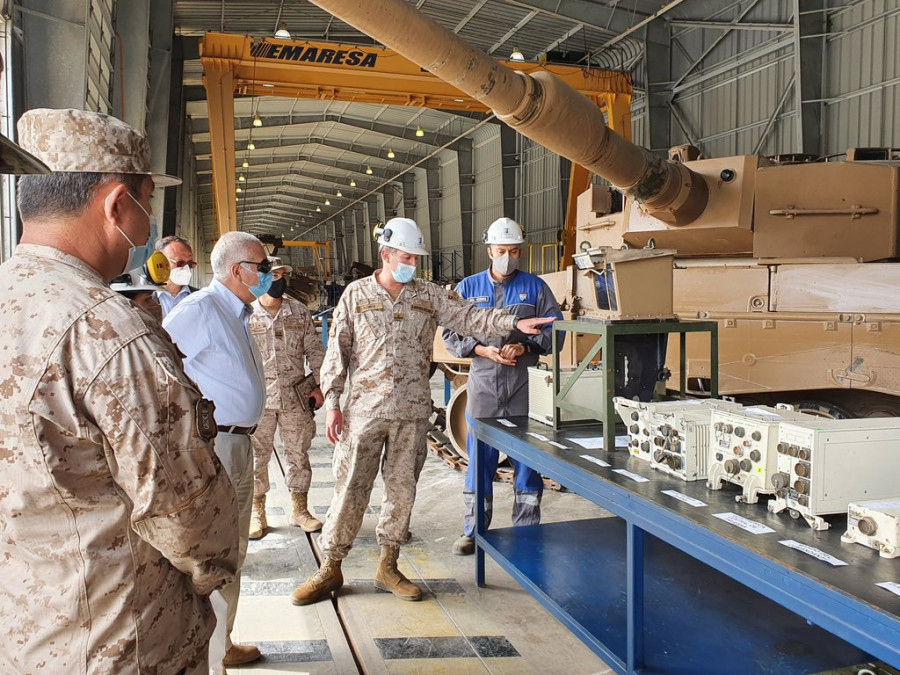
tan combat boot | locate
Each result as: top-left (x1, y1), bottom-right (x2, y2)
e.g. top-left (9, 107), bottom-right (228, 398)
top-left (249, 494), bottom-right (267, 540)
top-left (290, 558), bottom-right (343, 606)
top-left (289, 491), bottom-right (323, 532)
top-left (374, 544), bottom-right (422, 601)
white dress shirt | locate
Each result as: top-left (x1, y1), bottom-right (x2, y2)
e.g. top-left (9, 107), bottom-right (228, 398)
top-left (156, 286), bottom-right (192, 318)
top-left (163, 278), bottom-right (266, 427)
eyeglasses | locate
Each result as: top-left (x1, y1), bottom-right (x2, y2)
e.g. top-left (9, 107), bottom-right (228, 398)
top-left (167, 258), bottom-right (198, 269)
top-left (240, 259), bottom-right (272, 274)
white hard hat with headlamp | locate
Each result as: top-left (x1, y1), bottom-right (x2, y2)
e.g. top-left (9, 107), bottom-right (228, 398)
top-left (483, 217), bottom-right (525, 245)
top-left (373, 217), bottom-right (429, 256)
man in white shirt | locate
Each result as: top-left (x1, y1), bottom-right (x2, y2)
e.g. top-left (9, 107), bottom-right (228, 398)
top-left (155, 234), bottom-right (197, 317)
top-left (164, 231), bottom-right (272, 670)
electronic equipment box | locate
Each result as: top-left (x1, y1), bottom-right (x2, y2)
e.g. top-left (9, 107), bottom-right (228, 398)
top-left (707, 405), bottom-right (817, 504)
top-left (768, 418), bottom-right (900, 530)
top-left (842, 499), bottom-right (900, 558)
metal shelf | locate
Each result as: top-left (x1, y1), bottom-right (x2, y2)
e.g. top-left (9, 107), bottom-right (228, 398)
top-left (472, 416), bottom-right (900, 674)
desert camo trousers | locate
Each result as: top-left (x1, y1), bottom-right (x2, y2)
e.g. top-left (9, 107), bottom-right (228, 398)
top-left (318, 415), bottom-right (429, 560)
top-left (251, 408), bottom-right (316, 494)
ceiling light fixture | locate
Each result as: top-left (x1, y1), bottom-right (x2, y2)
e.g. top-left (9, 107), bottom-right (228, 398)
top-left (366, 166), bottom-right (373, 175)
top-left (325, 199), bottom-right (331, 206)
top-left (262, 83), bottom-right (275, 88)
top-left (336, 190), bottom-right (343, 197)
top-left (238, 174), bottom-right (246, 182)
top-left (387, 148), bottom-right (395, 159)
top-left (316, 206), bottom-right (321, 212)
top-left (252, 114), bottom-right (262, 127)
top-left (242, 159), bottom-right (249, 168)
top-left (236, 186), bottom-right (243, 193)
top-left (415, 126), bottom-right (424, 137)
top-left (510, 46), bottom-right (525, 61)
top-left (274, 22), bottom-right (291, 39)
top-left (349, 178), bottom-right (356, 187)
top-left (247, 141), bottom-right (256, 150)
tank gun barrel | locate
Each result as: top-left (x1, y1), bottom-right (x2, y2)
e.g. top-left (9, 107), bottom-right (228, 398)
top-left (307, 0), bottom-right (708, 224)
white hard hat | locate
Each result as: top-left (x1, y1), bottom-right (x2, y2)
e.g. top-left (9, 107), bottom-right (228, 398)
top-left (374, 217), bottom-right (429, 256)
top-left (483, 217), bottom-right (525, 245)
top-left (111, 268), bottom-right (159, 294)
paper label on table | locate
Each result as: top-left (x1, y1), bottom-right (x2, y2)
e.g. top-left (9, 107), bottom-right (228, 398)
top-left (661, 490), bottom-right (707, 507)
top-left (548, 441), bottom-right (568, 449)
top-left (613, 469), bottom-right (650, 483)
top-left (876, 581), bottom-right (900, 597)
top-left (497, 418), bottom-right (516, 427)
top-left (580, 454), bottom-right (610, 468)
top-left (570, 435), bottom-right (630, 450)
top-left (526, 432), bottom-right (550, 442)
top-left (712, 512), bottom-right (776, 535)
top-left (779, 540), bottom-right (848, 566)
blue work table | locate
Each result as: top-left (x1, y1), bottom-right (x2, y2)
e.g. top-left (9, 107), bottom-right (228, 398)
top-left (472, 417), bottom-right (900, 674)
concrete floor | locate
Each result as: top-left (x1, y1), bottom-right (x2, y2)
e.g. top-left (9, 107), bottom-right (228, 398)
top-left (230, 373), bottom-right (614, 674)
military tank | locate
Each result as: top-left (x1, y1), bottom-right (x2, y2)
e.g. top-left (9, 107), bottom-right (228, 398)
top-left (309, 0), bottom-right (900, 419)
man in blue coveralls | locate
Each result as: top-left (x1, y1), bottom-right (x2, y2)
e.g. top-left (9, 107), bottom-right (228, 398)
top-left (443, 217), bottom-right (563, 555)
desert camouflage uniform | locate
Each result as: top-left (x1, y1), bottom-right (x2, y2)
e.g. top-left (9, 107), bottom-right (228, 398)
top-left (249, 295), bottom-right (325, 494)
top-left (318, 274), bottom-right (517, 558)
top-left (0, 245), bottom-right (239, 674)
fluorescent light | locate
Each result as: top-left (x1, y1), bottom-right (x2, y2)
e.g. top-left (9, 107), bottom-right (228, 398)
top-left (510, 47), bottom-right (525, 61)
top-left (262, 83), bottom-right (275, 88)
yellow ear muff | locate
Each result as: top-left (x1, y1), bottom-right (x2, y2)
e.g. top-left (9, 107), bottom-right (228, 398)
top-left (144, 250), bottom-right (170, 285)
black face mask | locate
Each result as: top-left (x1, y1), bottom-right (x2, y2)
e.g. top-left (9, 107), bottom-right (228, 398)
top-left (267, 277), bottom-right (286, 298)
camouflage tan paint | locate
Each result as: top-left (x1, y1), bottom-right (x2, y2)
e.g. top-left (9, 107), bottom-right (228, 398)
top-left (0, 244), bottom-right (238, 673)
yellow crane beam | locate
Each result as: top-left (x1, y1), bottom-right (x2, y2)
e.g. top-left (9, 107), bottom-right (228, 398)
top-left (200, 32), bottom-right (632, 241)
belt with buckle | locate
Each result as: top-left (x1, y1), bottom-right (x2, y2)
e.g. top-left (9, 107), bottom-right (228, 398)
top-left (216, 424), bottom-right (258, 435)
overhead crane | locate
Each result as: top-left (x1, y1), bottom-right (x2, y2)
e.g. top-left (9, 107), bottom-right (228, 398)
top-left (201, 31), bottom-right (633, 266)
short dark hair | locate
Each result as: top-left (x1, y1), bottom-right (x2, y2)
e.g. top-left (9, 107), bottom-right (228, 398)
top-left (155, 235), bottom-right (191, 252)
top-left (17, 172), bottom-right (148, 222)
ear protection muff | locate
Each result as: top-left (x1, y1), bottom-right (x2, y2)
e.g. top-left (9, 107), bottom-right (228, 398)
top-left (143, 250), bottom-right (170, 285)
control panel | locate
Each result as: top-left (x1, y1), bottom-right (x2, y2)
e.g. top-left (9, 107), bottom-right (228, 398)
top-left (842, 499), bottom-right (900, 558)
top-left (707, 405), bottom-right (816, 504)
top-left (768, 418), bottom-right (900, 530)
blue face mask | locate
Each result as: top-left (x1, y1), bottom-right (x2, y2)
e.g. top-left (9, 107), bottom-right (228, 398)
top-left (242, 266), bottom-right (274, 297)
top-left (391, 261), bottom-right (416, 284)
top-left (117, 220), bottom-right (158, 276)
top-left (115, 193), bottom-right (157, 275)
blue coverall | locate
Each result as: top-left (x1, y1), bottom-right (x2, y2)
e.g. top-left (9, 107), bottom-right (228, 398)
top-left (442, 267), bottom-right (563, 536)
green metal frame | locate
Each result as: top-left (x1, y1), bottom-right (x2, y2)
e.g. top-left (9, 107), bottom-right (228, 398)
top-left (551, 319), bottom-right (719, 451)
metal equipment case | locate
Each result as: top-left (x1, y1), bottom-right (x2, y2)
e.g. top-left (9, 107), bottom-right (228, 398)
top-left (842, 499), bottom-right (900, 558)
top-left (707, 405), bottom-right (817, 504)
top-left (768, 418), bottom-right (900, 530)
top-left (528, 366), bottom-right (605, 425)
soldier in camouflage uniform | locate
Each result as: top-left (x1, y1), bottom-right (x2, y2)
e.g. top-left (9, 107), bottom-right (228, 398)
top-left (0, 108), bottom-right (238, 673)
top-left (248, 257), bottom-right (326, 538)
top-left (291, 218), bottom-right (555, 606)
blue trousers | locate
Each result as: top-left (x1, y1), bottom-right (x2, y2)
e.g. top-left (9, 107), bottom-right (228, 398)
top-left (462, 411), bottom-right (543, 537)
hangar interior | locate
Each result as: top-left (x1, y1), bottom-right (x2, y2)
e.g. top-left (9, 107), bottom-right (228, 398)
top-left (1, 0), bottom-right (899, 673)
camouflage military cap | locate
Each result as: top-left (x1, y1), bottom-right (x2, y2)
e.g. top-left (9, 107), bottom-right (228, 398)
top-left (16, 108), bottom-right (181, 186)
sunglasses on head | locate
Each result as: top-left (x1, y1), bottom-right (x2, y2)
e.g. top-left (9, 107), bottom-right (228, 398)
top-left (240, 259), bottom-right (272, 274)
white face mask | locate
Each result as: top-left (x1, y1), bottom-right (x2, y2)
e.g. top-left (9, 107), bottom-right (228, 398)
top-left (169, 265), bottom-right (193, 287)
top-left (491, 253), bottom-right (519, 277)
